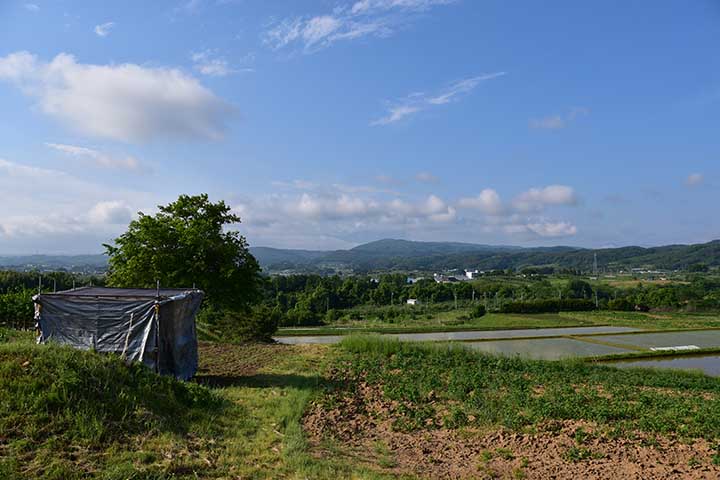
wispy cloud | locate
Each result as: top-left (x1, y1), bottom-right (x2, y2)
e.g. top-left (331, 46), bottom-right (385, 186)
top-left (263, 0), bottom-right (458, 53)
top-left (371, 72), bottom-right (506, 125)
top-left (45, 143), bottom-right (143, 172)
top-left (24, 3), bottom-right (40, 12)
top-left (685, 173), bottom-right (704, 187)
top-left (415, 171), bottom-right (439, 183)
top-left (530, 106), bottom-right (589, 130)
top-left (94, 22), bottom-right (115, 37)
top-left (190, 50), bottom-right (254, 76)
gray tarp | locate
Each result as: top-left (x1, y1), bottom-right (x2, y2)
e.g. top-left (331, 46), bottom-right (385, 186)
top-left (34, 287), bottom-right (203, 380)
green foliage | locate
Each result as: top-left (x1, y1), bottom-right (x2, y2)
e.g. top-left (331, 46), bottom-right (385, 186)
top-left (0, 288), bottom-right (34, 329)
top-left (257, 239), bottom-right (720, 272)
top-left (608, 297), bottom-right (635, 311)
top-left (564, 279), bottom-right (593, 299)
top-left (500, 299), bottom-right (595, 314)
top-left (197, 304), bottom-right (280, 341)
top-left (104, 194), bottom-right (261, 311)
top-left (470, 304), bottom-right (486, 318)
top-left (689, 263), bottom-right (710, 273)
top-left (336, 337), bottom-right (720, 438)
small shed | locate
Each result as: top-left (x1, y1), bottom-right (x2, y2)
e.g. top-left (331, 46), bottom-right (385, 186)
top-left (406, 298), bottom-right (420, 306)
top-left (33, 287), bottom-right (204, 380)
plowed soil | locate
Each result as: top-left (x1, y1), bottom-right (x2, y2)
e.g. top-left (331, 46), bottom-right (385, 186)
top-left (303, 379), bottom-right (720, 479)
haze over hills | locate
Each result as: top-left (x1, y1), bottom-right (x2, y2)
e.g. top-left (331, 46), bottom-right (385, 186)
top-left (0, 254), bottom-right (107, 272)
top-left (249, 238), bottom-right (720, 273)
top-left (2, 239), bottom-right (719, 273)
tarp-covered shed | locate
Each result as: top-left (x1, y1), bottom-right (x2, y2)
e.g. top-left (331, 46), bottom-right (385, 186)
top-left (34, 287), bottom-right (204, 380)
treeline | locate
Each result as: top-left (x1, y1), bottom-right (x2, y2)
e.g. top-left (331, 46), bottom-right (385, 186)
top-left (262, 273), bottom-right (720, 325)
top-left (0, 271), bottom-right (105, 329)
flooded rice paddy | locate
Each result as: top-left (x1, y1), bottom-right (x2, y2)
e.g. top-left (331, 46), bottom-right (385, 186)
top-left (601, 354), bottom-right (720, 377)
top-left (274, 326), bottom-right (640, 345)
top-left (275, 326), bottom-right (720, 375)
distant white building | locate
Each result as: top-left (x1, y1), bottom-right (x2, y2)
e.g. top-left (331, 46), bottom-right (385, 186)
top-left (465, 269), bottom-right (479, 279)
top-left (406, 298), bottom-right (420, 306)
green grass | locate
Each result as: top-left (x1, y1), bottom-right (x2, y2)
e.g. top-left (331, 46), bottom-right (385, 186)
top-left (561, 310), bottom-right (720, 330)
top-left (333, 336), bottom-right (720, 439)
top-left (0, 341), bottom-right (223, 479)
top-left (0, 327), bottom-right (34, 344)
top-left (278, 312), bottom-right (598, 336)
top-left (279, 310), bottom-right (720, 336)
top-left (0, 334), bottom-right (397, 479)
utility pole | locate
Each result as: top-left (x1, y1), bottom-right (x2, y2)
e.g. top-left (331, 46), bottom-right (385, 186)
top-left (593, 252), bottom-right (598, 277)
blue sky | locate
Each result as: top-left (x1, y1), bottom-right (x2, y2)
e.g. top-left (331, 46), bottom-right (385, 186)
top-left (1, 0), bottom-right (719, 254)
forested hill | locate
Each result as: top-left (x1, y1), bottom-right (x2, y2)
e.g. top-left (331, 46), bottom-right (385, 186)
top-left (0, 254), bottom-right (107, 272)
top-left (250, 239), bottom-right (720, 272)
top-left (2, 239), bottom-right (718, 274)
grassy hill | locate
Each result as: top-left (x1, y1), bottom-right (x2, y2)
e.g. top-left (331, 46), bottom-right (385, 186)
top-left (0, 330), bottom-right (222, 479)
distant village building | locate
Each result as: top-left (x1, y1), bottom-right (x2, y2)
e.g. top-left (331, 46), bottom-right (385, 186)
top-left (465, 269), bottom-right (479, 279)
top-left (433, 273), bottom-right (464, 283)
top-left (406, 298), bottom-right (420, 305)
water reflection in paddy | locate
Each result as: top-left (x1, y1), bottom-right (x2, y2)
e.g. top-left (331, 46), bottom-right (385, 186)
top-left (274, 326), bottom-right (640, 345)
top-left (464, 337), bottom-right (634, 360)
top-left (602, 355), bottom-right (720, 377)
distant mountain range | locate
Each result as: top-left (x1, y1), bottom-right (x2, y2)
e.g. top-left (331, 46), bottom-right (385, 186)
top-left (0, 254), bottom-right (107, 272)
top-left (2, 238), bottom-right (718, 274)
top-left (250, 238), bottom-right (720, 272)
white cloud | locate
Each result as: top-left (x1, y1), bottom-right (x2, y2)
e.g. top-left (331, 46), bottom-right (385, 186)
top-left (45, 143), bottom-right (141, 171)
top-left (685, 173), bottom-right (704, 187)
top-left (458, 189), bottom-right (504, 215)
top-left (0, 51), bottom-right (234, 142)
top-left (0, 158), bottom-right (154, 252)
top-left (372, 73), bottom-right (506, 125)
top-left (88, 201), bottom-right (133, 224)
top-left (24, 3), bottom-right (40, 12)
top-left (264, 0), bottom-right (457, 52)
top-left (530, 107), bottom-right (589, 130)
top-left (94, 22), bottom-right (115, 37)
top-left (525, 221), bottom-right (577, 237)
top-left (513, 185), bottom-right (577, 212)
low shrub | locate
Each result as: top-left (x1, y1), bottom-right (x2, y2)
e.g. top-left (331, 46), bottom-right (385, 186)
top-left (470, 304), bottom-right (487, 318)
top-left (499, 299), bottom-right (595, 314)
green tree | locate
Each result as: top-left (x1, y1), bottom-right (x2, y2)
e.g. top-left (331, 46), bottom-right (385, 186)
top-left (565, 279), bottom-right (593, 299)
top-left (104, 194), bottom-right (261, 310)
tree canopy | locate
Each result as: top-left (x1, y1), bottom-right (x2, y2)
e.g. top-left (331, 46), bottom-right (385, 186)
top-left (104, 194), bottom-right (261, 310)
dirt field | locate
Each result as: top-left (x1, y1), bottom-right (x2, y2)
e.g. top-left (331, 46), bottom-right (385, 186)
top-left (303, 378), bottom-right (720, 479)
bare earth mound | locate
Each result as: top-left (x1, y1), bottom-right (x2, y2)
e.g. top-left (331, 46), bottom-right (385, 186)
top-left (303, 380), bottom-right (720, 479)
